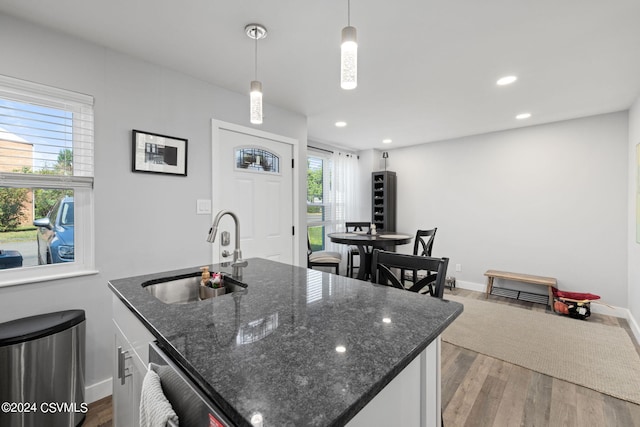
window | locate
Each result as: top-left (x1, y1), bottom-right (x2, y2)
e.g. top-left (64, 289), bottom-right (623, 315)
top-left (235, 147), bottom-right (280, 173)
top-left (0, 74), bottom-right (95, 285)
top-left (307, 148), bottom-right (361, 256)
top-left (307, 151), bottom-right (332, 251)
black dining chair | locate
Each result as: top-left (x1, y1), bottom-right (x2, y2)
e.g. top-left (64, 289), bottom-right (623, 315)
top-left (371, 249), bottom-right (449, 298)
top-left (345, 221), bottom-right (370, 278)
top-left (400, 228), bottom-right (437, 287)
top-left (307, 236), bottom-right (342, 275)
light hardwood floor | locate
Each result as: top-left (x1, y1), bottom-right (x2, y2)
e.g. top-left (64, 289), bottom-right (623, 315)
top-left (83, 395), bottom-right (112, 427)
top-left (441, 288), bottom-right (640, 427)
top-left (82, 288), bottom-right (640, 427)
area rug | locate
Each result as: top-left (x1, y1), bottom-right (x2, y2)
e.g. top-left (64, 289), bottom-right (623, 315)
top-left (442, 294), bottom-right (640, 405)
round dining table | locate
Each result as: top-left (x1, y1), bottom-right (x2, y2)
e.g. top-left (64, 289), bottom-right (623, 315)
top-left (328, 231), bottom-right (413, 280)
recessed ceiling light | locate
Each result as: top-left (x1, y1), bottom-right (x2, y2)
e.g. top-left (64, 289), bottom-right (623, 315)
top-left (382, 317), bottom-right (391, 323)
top-left (336, 345), bottom-right (346, 353)
top-left (335, 121), bottom-right (347, 128)
top-left (382, 139), bottom-right (392, 144)
top-left (516, 113), bottom-right (532, 120)
top-left (496, 75), bottom-right (518, 86)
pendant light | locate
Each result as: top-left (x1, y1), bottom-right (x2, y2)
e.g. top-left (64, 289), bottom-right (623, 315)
top-left (246, 24), bottom-right (267, 124)
top-left (341, 0), bottom-right (357, 90)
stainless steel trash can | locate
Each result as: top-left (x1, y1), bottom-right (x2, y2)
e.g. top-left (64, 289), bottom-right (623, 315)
top-left (0, 310), bottom-right (86, 427)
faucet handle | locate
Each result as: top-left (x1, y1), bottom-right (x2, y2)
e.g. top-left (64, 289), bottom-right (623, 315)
top-left (232, 258), bottom-right (248, 268)
top-left (231, 258), bottom-right (248, 280)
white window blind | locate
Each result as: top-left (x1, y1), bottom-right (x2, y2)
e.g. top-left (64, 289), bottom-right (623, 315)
top-left (0, 74), bottom-right (94, 181)
top-left (0, 74), bottom-right (96, 286)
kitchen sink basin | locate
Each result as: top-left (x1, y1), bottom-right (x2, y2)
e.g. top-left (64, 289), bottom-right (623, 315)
top-left (143, 272), bottom-right (246, 304)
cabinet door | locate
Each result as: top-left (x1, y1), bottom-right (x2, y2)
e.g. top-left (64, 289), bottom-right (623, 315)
top-left (113, 327), bottom-right (134, 427)
top-left (112, 296), bottom-right (155, 427)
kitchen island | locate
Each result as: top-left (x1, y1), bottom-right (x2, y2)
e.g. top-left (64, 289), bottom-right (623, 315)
top-left (108, 258), bottom-right (463, 426)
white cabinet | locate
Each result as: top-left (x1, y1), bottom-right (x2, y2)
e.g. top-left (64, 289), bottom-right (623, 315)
top-left (112, 295), bottom-right (154, 427)
top-left (347, 337), bottom-right (441, 427)
top-left (113, 324), bottom-right (135, 427)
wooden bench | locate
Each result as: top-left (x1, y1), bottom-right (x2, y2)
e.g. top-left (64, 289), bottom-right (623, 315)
top-left (485, 270), bottom-right (557, 308)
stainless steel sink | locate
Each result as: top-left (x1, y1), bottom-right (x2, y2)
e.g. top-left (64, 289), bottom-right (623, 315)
top-left (143, 272), bottom-right (246, 304)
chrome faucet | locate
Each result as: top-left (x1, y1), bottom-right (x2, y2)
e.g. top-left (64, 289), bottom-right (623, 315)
top-left (208, 210), bottom-right (248, 278)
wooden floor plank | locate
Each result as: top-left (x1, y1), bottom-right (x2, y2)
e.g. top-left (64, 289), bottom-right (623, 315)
top-left (491, 364), bottom-right (532, 427)
top-left (549, 377), bottom-right (577, 427)
top-left (441, 345), bottom-right (477, 409)
top-left (522, 372), bottom-right (553, 427)
top-left (602, 394), bottom-right (639, 427)
top-left (463, 375), bottom-right (505, 427)
top-left (575, 385), bottom-right (607, 427)
top-left (83, 395), bottom-right (113, 427)
top-left (443, 353), bottom-right (494, 426)
top-left (440, 339), bottom-right (460, 374)
top-left (464, 359), bottom-right (509, 427)
top-left (627, 400), bottom-right (640, 426)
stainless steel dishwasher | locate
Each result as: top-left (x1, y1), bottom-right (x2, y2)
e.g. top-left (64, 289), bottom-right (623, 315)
top-left (147, 342), bottom-right (233, 427)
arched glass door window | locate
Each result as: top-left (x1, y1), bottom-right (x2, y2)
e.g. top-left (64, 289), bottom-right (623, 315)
top-left (235, 147), bottom-right (280, 173)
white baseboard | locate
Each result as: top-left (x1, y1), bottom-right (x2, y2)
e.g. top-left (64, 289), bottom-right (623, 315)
top-left (628, 311), bottom-right (640, 345)
top-left (453, 280), bottom-right (486, 293)
top-left (85, 377), bottom-right (112, 404)
top-left (453, 280), bottom-right (631, 320)
top-left (589, 302), bottom-right (626, 318)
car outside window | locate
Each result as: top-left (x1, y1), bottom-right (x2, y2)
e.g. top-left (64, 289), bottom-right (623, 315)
top-left (33, 196), bottom-right (75, 265)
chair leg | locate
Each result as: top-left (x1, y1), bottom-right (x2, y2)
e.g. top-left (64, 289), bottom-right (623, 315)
top-left (334, 263), bottom-right (340, 275)
top-left (347, 253), bottom-right (351, 277)
top-left (350, 254), bottom-right (359, 278)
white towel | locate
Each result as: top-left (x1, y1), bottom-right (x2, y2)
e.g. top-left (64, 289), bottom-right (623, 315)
top-left (140, 364), bottom-right (179, 427)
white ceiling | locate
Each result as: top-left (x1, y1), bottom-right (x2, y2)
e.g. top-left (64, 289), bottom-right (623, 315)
top-left (2, 0), bottom-right (639, 151)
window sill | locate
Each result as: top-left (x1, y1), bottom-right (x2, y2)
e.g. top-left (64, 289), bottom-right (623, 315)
top-left (0, 269), bottom-right (100, 289)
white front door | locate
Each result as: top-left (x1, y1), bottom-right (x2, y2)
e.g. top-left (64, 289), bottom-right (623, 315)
top-left (212, 121), bottom-right (296, 264)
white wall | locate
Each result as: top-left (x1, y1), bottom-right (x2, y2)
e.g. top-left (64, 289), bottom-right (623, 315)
top-left (357, 149), bottom-right (377, 222)
top-left (628, 97), bottom-right (640, 339)
top-left (380, 112), bottom-right (629, 308)
top-left (0, 13), bottom-right (307, 401)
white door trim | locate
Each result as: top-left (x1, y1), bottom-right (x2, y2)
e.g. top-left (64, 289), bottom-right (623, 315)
top-left (211, 119), bottom-right (300, 266)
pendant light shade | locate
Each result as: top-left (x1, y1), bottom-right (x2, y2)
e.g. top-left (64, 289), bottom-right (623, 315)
top-left (250, 80), bottom-right (263, 125)
top-left (246, 24), bottom-right (267, 125)
top-left (341, 26), bottom-right (357, 90)
top-left (340, 0), bottom-right (357, 90)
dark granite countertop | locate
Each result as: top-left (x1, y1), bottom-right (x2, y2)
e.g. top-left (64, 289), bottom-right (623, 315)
top-left (108, 258), bottom-right (463, 427)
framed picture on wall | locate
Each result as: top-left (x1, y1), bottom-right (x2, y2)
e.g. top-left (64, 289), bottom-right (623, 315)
top-left (132, 130), bottom-right (188, 176)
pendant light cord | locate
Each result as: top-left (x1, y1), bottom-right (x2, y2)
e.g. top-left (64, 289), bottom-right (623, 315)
top-left (254, 26), bottom-right (258, 81)
top-left (347, 0), bottom-right (351, 26)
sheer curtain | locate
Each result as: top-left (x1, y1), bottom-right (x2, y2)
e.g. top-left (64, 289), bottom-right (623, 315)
top-left (326, 152), bottom-right (360, 262)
